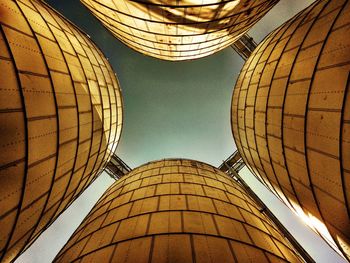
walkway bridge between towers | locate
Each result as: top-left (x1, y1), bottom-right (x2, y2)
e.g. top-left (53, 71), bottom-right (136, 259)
top-left (105, 154), bottom-right (131, 180)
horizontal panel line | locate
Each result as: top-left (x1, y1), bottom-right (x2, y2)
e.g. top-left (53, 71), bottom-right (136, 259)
top-left (18, 70), bottom-right (49, 78)
top-left (318, 60), bottom-right (350, 71)
top-left (1, 23), bottom-right (34, 38)
top-left (284, 145), bottom-right (305, 155)
top-left (58, 105), bottom-right (76, 110)
top-left (284, 113), bottom-right (304, 118)
top-left (0, 55), bottom-right (12, 61)
top-left (307, 146), bottom-right (339, 160)
top-left (0, 205), bottom-right (18, 221)
top-left (28, 153), bottom-right (56, 169)
top-left (0, 158), bottom-right (25, 171)
top-left (289, 77), bottom-right (311, 84)
top-left (0, 108), bottom-right (23, 113)
top-left (308, 107), bottom-right (341, 112)
top-left (28, 114), bottom-right (56, 122)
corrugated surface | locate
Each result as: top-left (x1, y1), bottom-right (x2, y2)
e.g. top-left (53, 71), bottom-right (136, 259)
top-left (0, 0), bottom-right (123, 261)
top-left (231, 0), bottom-right (350, 259)
top-left (80, 0), bottom-right (278, 61)
top-left (54, 159), bottom-right (301, 263)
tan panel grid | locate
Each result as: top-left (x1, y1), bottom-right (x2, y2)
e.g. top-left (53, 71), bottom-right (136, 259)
top-left (0, 0), bottom-right (123, 261)
top-left (231, 0), bottom-right (350, 259)
top-left (80, 0), bottom-right (279, 61)
top-left (54, 159), bottom-right (301, 263)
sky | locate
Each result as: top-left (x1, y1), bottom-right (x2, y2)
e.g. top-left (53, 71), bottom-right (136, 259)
top-left (16, 0), bottom-right (346, 262)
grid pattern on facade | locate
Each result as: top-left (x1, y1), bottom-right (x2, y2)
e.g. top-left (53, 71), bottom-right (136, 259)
top-left (54, 159), bottom-right (301, 263)
top-left (80, 0), bottom-right (278, 61)
top-left (231, 0), bottom-right (350, 259)
top-left (0, 0), bottom-right (123, 261)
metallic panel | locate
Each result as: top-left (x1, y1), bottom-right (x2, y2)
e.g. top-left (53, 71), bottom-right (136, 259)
top-left (54, 159), bottom-right (302, 262)
top-left (80, 0), bottom-right (279, 61)
top-left (0, 0), bottom-right (123, 261)
top-left (231, 0), bottom-right (350, 259)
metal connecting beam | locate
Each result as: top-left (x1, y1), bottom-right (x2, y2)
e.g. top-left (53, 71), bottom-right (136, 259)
top-left (231, 33), bottom-right (257, 60)
top-left (220, 155), bottom-right (315, 263)
top-left (218, 150), bottom-right (244, 173)
top-left (105, 154), bottom-right (131, 180)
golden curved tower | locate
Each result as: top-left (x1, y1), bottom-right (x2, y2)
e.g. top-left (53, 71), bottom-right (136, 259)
top-left (54, 159), bottom-right (302, 263)
top-left (231, 0), bottom-right (350, 259)
top-left (80, 0), bottom-right (279, 61)
top-left (0, 0), bottom-right (123, 261)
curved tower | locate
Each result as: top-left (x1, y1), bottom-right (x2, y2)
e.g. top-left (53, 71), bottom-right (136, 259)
top-left (80, 0), bottom-right (279, 61)
top-left (0, 0), bottom-right (123, 261)
top-left (54, 159), bottom-right (302, 263)
top-left (231, 0), bottom-right (350, 259)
